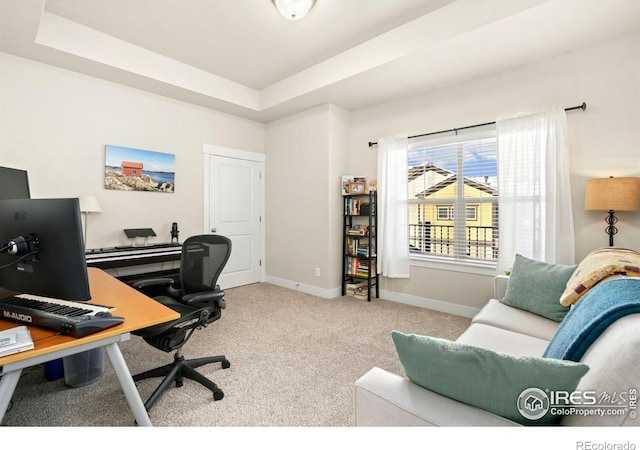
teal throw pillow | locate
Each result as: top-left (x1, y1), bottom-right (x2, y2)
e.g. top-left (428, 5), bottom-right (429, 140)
top-left (391, 331), bottom-right (589, 425)
top-left (500, 254), bottom-right (576, 322)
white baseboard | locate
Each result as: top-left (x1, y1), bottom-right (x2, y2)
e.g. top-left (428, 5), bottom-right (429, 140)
top-left (265, 276), bottom-right (341, 299)
top-left (264, 276), bottom-right (479, 318)
top-left (379, 289), bottom-right (479, 319)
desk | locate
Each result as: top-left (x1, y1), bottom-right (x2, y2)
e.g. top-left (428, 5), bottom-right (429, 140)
top-left (0, 268), bottom-right (179, 426)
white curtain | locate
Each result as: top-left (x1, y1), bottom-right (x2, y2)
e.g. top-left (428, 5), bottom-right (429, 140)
top-left (497, 107), bottom-right (575, 273)
top-left (376, 135), bottom-right (410, 278)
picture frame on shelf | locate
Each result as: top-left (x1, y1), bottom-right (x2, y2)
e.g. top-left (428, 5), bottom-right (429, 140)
top-left (341, 175), bottom-right (366, 195)
top-left (348, 181), bottom-right (366, 195)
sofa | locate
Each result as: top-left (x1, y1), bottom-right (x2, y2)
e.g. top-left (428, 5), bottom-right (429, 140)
top-left (355, 248), bottom-right (640, 426)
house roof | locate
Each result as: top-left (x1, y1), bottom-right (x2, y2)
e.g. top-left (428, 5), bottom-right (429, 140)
top-left (408, 163), bottom-right (454, 182)
top-left (121, 161), bottom-right (143, 169)
top-left (415, 174), bottom-right (497, 198)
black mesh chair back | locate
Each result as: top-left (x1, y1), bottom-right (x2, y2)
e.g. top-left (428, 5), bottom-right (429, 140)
top-left (181, 235), bottom-right (232, 298)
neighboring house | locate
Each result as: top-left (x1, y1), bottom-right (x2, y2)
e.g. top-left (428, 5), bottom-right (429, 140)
top-left (121, 161), bottom-right (143, 177)
top-left (409, 164), bottom-right (497, 261)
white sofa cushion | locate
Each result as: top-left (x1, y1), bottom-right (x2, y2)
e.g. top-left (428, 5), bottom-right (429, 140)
top-left (456, 323), bottom-right (550, 357)
top-left (473, 299), bottom-right (559, 341)
top-left (355, 367), bottom-right (520, 426)
top-left (561, 313), bottom-right (640, 426)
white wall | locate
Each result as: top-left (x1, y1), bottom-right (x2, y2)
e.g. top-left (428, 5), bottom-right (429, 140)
top-left (327, 105), bottom-right (351, 293)
top-left (348, 32), bottom-right (640, 312)
top-left (0, 52), bottom-right (265, 250)
top-left (264, 104), bottom-right (350, 296)
top-left (265, 105), bottom-right (330, 291)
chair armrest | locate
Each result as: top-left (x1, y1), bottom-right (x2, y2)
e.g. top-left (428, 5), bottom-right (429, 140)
top-left (130, 277), bottom-right (174, 290)
top-left (355, 367), bottom-right (520, 427)
top-left (182, 290), bottom-right (226, 308)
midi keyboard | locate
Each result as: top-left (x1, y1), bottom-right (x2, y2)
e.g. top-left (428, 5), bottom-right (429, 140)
top-left (0, 294), bottom-right (124, 338)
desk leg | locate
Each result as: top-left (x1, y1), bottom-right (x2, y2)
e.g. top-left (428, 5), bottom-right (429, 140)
top-left (0, 368), bottom-right (22, 424)
top-left (104, 342), bottom-right (152, 427)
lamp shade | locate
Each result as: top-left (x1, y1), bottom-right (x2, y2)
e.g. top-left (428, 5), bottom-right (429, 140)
top-left (78, 196), bottom-right (102, 213)
top-left (585, 177), bottom-right (640, 212)
top-left (272, 0), bottom-right (315, 20)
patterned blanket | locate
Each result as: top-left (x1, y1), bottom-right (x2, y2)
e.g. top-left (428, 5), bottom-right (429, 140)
top-left (559, 247), bottom-right (640, 306)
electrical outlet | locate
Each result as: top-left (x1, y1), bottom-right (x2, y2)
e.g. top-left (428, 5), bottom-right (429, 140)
top-left (315, 267), bottom-right (321, 277)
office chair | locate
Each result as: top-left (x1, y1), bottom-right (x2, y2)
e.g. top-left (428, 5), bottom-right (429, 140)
top-left (129, 234), bottom-right (232, 413)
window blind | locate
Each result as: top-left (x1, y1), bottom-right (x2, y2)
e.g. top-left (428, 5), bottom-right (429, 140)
top-left (407, 128), bottom-right (498, 264)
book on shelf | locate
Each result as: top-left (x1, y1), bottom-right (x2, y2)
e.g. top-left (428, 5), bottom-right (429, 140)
top-left (346, 257), bottom-right (376, 278)
top-left (344, 198), bottom-right (371, 216)
top-left (345, 281), bottom-right (367, 297)
top-left (353, 284), bottom-right (370, 300)
top-left (346, 282), bottom-right (372, 300)
top-left (359, 202), bottom-right (373, 216)
top-left (346, 239), bottom-right (371, 257)
top-left (347, 226), bottom-right (368, 235)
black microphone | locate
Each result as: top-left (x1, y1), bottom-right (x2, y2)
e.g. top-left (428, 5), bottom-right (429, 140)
top-left (171, 222), bottom-right (179, 243)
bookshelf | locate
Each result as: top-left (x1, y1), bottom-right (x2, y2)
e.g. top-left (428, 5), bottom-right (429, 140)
top-left (342, 191), bottom-right (378, 301)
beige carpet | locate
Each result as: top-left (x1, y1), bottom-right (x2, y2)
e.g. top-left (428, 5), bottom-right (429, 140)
top-left (2, 282), bottom-right (471, 427)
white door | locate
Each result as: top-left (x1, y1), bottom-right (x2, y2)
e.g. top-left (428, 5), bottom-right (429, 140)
top-left (204, 146), bottom-right (264, 289)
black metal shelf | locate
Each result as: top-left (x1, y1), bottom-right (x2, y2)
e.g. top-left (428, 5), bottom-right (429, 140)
top-left (342, 191), bottom-right (378, 301)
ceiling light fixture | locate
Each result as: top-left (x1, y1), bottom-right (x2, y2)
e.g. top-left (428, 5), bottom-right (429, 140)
top-left (272, 0), bottom-right (316, 21)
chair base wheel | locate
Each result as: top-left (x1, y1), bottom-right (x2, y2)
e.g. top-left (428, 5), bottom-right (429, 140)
top-left (222, 359), bottom-right (231, 369)
top-left (214, 390), bottom-right (224, 401)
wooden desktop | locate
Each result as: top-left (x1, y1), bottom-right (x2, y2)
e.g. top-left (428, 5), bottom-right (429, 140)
top-left (0, 267), bottom-right (179, 426)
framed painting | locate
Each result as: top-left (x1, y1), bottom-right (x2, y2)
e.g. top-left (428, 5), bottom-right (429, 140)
top-left (105, 144), bottom-right (175, 193)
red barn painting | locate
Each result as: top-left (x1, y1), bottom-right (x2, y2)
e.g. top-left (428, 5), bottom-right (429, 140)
top-left (121, 161), bottom-right (143, 177)
top-left (105, 145), bottom-right (175, 193)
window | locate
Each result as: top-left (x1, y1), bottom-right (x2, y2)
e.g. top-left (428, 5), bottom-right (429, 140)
top-left (466, 205), bottom-right (478, 221)
top-left (437, 205), bottom-right (453, 220)
top-left (408, 128), bottom-right (498, 266)
top-left (436, 205), bottom-right (477, 221)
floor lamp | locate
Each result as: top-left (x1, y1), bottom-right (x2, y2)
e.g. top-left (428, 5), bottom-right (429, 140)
top-left (584, 177), bottom-right (640, 247)
top-left (79, 196), bottom-right (102, 250)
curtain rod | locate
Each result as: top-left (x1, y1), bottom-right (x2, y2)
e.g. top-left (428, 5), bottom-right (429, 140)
top-left (368, 102), bottom-right (586, 147)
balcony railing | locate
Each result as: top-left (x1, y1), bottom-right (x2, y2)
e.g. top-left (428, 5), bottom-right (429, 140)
top-left (409, 223), bottom-right (498, 261)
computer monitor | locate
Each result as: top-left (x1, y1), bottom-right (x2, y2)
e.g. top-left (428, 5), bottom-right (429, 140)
top-left (0, 165), bottom-right (31, 200)
top-left (0, 198), bottom-right (91, 301)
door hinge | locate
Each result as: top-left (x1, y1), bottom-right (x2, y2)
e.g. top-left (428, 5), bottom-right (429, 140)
top-left (259, 259), bottom-right (262, 266)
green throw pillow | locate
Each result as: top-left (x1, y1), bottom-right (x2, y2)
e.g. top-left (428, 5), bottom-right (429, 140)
top-left (391, 331), bottom-right (589, 425)
top-left (500, 254), bottom-right (576, 321)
